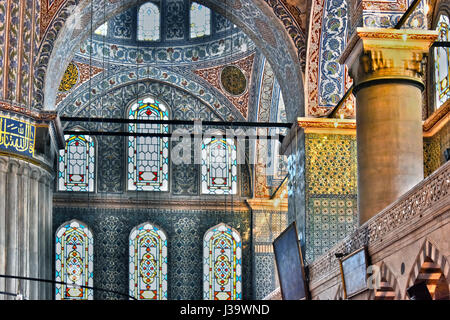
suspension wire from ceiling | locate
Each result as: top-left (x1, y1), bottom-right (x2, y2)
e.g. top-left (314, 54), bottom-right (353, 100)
top-left (0, 274), bottom-right (137, 300)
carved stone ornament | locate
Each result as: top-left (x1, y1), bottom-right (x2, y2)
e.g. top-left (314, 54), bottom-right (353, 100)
top-left (341, 28), bottom-right (438, 87)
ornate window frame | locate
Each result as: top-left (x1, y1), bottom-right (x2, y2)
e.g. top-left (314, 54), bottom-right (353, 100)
top-left (189, 1), bottom-right (212, 39)
top-left (137, 1), bottom-right (162, 41)
top-left (429, 2), bottom-right (450, 115)
top-left (129, 222), bottom-right (168, 300)
top-left (125, 95), bottom-right (171, 192)
top-left (55, 220), bottom-right (94, 300)
top-left (200, 130), bottom-right (238, 195)
top-left (57, 127), bottom-right (97, 193)
top-left (203, 223), bottom-right (242, 300)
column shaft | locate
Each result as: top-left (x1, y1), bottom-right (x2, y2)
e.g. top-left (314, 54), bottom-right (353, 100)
top-left (356, 82), bottom-right (424, 223)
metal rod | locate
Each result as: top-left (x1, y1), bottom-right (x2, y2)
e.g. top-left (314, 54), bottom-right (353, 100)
top-left (0, 291), bottom-right (20, 298)
top-left (394, 0), bottom-right (422, 29)
top-left (60, 116), bottom-right (293, 128)
top-left (64, 130), bottom-right (286, 143)
top-left (0, 274), bottom-right (136, 300)
top-left (327, 85), bottom-right (354, 118)
top-left (431, 41), bottom-right (450, 48)
top-left (270, 175), bottom-right (288, 199)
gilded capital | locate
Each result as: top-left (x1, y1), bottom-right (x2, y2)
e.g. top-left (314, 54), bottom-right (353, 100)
top-left (341, 28), bottom-right (438, 89)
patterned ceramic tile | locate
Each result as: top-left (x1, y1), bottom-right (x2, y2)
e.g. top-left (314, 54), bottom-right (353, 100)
top-left (305, 133), bottom-right (357, 195)
top-left (305, 196), bottom-right (357, 263)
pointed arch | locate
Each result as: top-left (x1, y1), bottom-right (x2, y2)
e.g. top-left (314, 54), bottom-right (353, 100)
top-left (190, 2), bottom-right (211, 38)
top-left (129, 222), bottom-right (168, 300)
top-left (137, 2), bottom-right (161, 41)
top-left (368, 262), bottom-right (401, 300)
top-left (405, 239), bottom-right (450, 300)
top-left (201, 130), bottom-right (238, 195)
top-left (203, 223), bottom-right (242, 300)
top-left (55, 220), bottom-right (94, 300)
top-left (127, 96), bottom-right (170, 192)
top-left (57, 127), bottom-right (96, 192)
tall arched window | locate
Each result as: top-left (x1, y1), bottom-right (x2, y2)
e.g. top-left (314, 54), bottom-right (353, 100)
top-left (203, 223), bottom-right (242, 300)
top-left (434, 14), bottom-right (450, 110)
top-left (55, 220), bottom-right (94, 300)
top-left (58, 134), bottom-right (95, 192)
top-left (137, 2), bottom-right (161, 41)
top-left (127, 97), bottom-right (169, 192)
top-left (129, 222), bottom-right (168, 300)
top-left (190, 2), bottom-right (211, 38)
top-left (201, 134), bottom-right (237, 195)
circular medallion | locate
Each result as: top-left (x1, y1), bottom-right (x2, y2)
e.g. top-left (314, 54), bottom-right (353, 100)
top-left (59, 62), bottom-right (79, 92)
top-left (220, 66), bottom-right (247, 96)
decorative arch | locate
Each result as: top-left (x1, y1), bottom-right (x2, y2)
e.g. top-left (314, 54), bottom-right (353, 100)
top-left (129, 222), bottom-right (168, 300)
top-left (368, 262), bottom-right (401, 300)
top-left (55, 220), bottom-right (94, 300)
top-left (203, 223), bottom-right (242, 300)
top-left (127, 96), bottom-right (170, 192)
top-left (35, 0), bottom-right (305, 123)
top-left (55, 65), bottom-right (243, 122)
top-left (405, 239), bottom-right (450, 300)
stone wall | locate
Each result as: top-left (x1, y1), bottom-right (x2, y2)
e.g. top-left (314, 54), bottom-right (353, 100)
top-left (266, 160), bottom-right (450, 300)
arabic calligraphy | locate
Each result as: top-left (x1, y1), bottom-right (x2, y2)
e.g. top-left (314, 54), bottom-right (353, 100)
top-left (0, 116), bottom-right (36, 157)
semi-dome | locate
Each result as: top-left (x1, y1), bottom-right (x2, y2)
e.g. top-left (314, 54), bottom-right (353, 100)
top-left (77, 1), bottom-right (256, 66)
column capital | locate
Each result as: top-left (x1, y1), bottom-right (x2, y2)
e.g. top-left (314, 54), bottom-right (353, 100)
top-left (340, 28), bottom-right (438, 92)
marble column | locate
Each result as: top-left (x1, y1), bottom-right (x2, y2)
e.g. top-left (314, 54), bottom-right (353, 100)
top-left (0, 156), bottom-right (54, 300)
top-left (341, 28), bottom-right (438, 224)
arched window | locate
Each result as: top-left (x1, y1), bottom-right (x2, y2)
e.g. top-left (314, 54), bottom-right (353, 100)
top-left (127, 97), bottom-right (169, 191)
top-left (190, 2), bottom-right (211, 38)
top-left (129, 222), bottom-right (168, 300)
top-left (203, 223), bottom-right (242, 300)
top-left (58, 134), bottom-right (95, 192)
top-left (137, 2), bottom-right (161, 41)
top-left (55, 220), bottom-right (94, 300)
top-left (434, 14), bottom-right (450, 110)
top-left (201, 134), bottom-right (237, 195)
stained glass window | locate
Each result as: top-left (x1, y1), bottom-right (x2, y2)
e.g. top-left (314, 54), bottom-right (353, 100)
top-left (94, 22), bottom-right (107, 36)
top-left (127, 97), bottom-right (169, 192)
top-left (55, 220), bottom-right (94, 300)
top-left (190, 2), bottom-right (211, 38)
top-left (129, 222), bottom-right (168, 300)
top-left (203, 223), bottom-right (242, 300)
top-left (434, 14), bottom-right (450, 110)
top-left (137, 2), bottom-right (161, 41)
top-left (201, 135), bottom-right (237, 195)
top-left (58, 134), bottom-right (95, 192)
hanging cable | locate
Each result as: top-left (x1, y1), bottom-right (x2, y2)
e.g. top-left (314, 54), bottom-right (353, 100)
top-left (0, 274), bottom-right (136, 300)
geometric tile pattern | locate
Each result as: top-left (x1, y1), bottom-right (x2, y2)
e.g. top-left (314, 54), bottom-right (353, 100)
top-left (423, 136), bottom-right (441, 177)
top-left (305, 196), bottom-right (357, 263)
top-left (305, 133), bottom-right (357, 195)
top-left (304, 133), bottom-right (358, 263)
